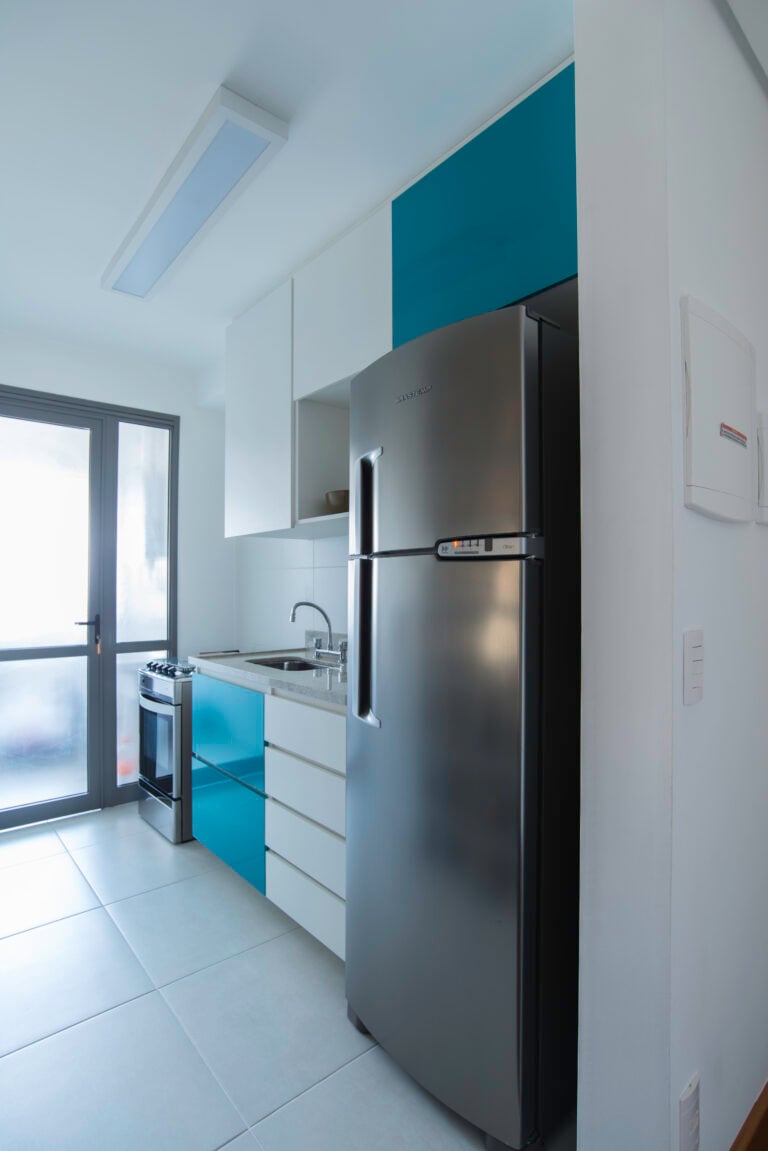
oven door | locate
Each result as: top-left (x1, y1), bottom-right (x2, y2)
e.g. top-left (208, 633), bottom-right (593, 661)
top-left (139, 693), bottom-right (181, 802)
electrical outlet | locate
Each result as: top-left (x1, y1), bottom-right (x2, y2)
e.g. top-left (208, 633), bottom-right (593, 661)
top-left (680, 1073), bottom-right (700, 1151)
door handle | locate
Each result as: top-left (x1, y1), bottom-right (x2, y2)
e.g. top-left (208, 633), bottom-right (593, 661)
top-left (74, 613), bottom-right (101, 653)
top-left (351, 559), bottom-right (381, 728)
top-left (351, 447), bottom-right (382, 556)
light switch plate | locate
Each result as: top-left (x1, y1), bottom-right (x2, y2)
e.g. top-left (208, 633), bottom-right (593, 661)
top-left (683, 629), bottom-right (704, 706)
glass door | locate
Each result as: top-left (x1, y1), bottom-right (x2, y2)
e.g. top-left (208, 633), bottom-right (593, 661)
top-left (0, 404), bottom-right (103, 828)
top-left (0, 388), bottom-right (179, 831)
top-left (107, 420), bottom-right (174, 804)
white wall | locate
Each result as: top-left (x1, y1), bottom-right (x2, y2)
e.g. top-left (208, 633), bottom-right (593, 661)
top-left (0, 330), bottom-right (238, 659)
top-left (576, 0), bottom-right (768, 1148)
top-left (666, 1), bottom-right (768, 1147)
top-left (237, 534), bottom-right (348, 652)
top-left (574, 1), bottom-right (675, 1148)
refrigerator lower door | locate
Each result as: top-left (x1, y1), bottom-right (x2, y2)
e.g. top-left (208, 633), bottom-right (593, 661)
top-left (346, 553), bottom-right (540, 1149)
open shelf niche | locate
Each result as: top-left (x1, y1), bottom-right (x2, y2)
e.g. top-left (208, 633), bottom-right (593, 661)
top-left (294, 376), bottom-right (351, 534)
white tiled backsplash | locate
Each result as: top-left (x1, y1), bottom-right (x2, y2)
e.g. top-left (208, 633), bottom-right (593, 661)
top-left (236, 535), bottom-right (348, 652)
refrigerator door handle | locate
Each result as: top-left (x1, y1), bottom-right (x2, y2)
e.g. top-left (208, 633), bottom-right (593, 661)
top-left (351, 447), bottom-right (382, 557)
top-left (350, 558), bottom-right (381, 728)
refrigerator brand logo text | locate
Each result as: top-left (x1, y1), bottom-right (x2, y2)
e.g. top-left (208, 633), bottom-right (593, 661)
top-left (396, 384), bottom-right (433, 404)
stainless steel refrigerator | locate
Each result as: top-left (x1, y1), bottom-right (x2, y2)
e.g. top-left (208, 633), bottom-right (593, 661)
top-left (346, 291), bottom-right (580, 1151)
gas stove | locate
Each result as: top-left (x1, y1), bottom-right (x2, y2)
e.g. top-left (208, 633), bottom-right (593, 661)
top-left (137, 659), bottom-right (194, 844)
top-left (143, 659), bottom-right (195, 679)
top-left (138, 660), bottom-right (195, 708)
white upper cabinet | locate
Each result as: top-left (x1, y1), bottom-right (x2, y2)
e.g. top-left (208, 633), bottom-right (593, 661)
top-left (293, 205), bottom-right (392, 400)
top-left (225, 280), bottom-right (293, 537)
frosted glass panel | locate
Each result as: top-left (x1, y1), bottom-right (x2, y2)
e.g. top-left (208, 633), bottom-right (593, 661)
top-left (116, 423), bottom-right (170, 642)
top-left (116, 649), bottom-right (166, 787)
top-left (0, 417), bottom-right (90, 649)
top-left (0, 657), bottom-right (87, 811)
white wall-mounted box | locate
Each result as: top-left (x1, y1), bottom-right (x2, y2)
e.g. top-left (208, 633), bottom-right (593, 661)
top-left (682, 296), bottom-right (756, 522)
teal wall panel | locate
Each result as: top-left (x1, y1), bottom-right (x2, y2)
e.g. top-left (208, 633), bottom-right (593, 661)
top-left (392, 65), bottom-right (576, 347)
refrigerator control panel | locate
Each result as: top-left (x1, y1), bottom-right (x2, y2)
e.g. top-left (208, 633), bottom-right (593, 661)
top-left (436, 535), bottom-right (541, 559)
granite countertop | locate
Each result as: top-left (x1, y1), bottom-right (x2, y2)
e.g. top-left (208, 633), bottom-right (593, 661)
top-left (189, 648), bottom-right (347, 710)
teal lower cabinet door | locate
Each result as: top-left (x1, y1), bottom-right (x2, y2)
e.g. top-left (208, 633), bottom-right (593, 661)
top-left (191, 754), bottom-right (266, 892)
top-left (192, 674), bottom-right (265, 786)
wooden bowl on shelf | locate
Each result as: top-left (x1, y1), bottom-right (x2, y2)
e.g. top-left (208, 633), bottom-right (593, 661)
top-left (324, 489), bottom-right (349, 513)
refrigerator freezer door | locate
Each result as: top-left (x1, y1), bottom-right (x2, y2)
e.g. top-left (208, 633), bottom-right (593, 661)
top-left (346, 553), bottom-right (540, 1148)
top-left (349, 306), bottom-right (540, 556)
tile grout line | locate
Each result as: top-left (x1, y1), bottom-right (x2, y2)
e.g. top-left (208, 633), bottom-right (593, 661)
top-left (212, 1132), bottom-right (255, 1151)
top-left (250, 1044), bottom-right (379, 1132)
top-left (65, 847), bottom-right (225, 909)
top-left (0, 902), bottom-right (108, 946)
top-left (0, 987), bottom-right (158, 1063)
top-left (55, 824), bottom-right (157, 855)
top-left (154, 926), bottom-right (300, 989)
top-left (0, 848), bottom-right (67, 872)
top-left (62, 839), bottom-right (119, 908)
top-left (104, 897), bottom-right (300, 992)
top-left (158, 987), bottom-right (261, 1135)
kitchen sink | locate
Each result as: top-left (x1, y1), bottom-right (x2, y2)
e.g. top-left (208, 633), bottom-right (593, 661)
top-left (246, 656), bottom-right (325, 672)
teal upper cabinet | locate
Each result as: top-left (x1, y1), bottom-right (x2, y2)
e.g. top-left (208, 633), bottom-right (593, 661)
top-left (392, 65), bottom-right (576, 347)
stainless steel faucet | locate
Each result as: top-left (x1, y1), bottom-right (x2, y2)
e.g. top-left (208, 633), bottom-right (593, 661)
top-left (288, 601), bottom-right (347, 665)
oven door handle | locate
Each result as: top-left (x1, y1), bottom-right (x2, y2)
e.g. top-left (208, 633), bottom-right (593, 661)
top-left (139, 694), bottom-right (177, 718)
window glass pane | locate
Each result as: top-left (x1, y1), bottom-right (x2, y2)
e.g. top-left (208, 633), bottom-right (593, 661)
top-left (116, 423), bottom-right (169, 643)
top-left (116, 650), bottom-right (166, 787)
top-left (0, 417), bottom-right (90, 649)
top-left (0, 657), bottom-right (87, 811)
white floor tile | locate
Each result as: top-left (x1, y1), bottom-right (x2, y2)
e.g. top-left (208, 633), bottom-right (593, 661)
top-left (0, 824), bottom-right (66, 869)
top-left (0, 852), bottom-right (98, 939)
top-left (107, 866), bottom-right (295, 986)
top-left (54, 802), bottom-right (144, 850)
top-left (0, 907), bottom-right (152, 1056)
top-left (162, 929), bottom-right (375, 1126)
top-left (69, 825), bottom-right (219, 903)
top-left (0, 992), bottom-right (246, 1151)
top-left (253, 1046), bottom-right (485, 1151)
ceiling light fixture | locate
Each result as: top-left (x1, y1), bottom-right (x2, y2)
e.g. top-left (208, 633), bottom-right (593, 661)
top-left (103, 86), bottom-right (288, 299)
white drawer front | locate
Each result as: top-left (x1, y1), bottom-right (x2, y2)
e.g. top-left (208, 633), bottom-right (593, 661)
top-left (266, 852), bottom-right (345, 960)
top-left (265, 695), bottom-right (346, 774)
top-left (265, 746), bottom-right (345, 836)
top-left (265, 799), bottom-right (346, 898)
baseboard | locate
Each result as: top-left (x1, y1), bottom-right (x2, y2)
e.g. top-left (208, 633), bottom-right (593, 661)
top-left (731, 1080), bottom-right (768, 1151)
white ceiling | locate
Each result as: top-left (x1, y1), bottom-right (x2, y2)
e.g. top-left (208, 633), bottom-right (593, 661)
top-left (0, 0), bottom-right (573, 384)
